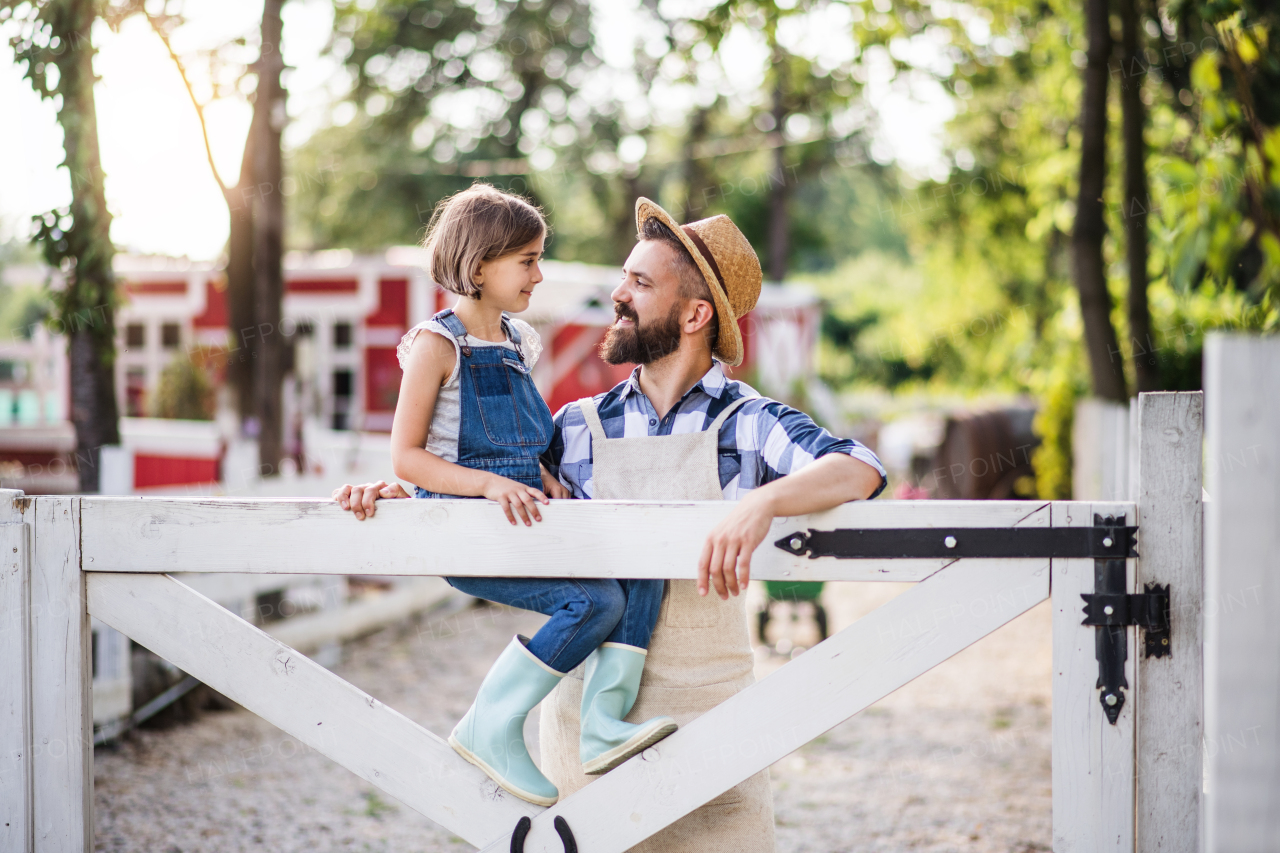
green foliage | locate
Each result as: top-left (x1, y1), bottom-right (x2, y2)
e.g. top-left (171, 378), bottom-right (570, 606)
top-left (152, 354), bottom-right (214, 421)
top-left (0, 284), bottom-right (52, 341)
top-left (1151, 3), bottom-right (1280, 324)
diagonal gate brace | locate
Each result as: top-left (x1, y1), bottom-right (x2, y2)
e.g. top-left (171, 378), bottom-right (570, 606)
top-left (481, 555), bottom-right (1051, 853)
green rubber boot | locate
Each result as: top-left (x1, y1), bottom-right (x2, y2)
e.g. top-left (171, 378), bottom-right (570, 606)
top-left (448, 635), bottom-right (563, 806)
top-left (580, 643), bottom-right (677, 775)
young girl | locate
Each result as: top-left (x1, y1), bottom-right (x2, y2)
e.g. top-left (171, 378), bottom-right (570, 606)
top-left (393, 185), bottom-right (675, 806)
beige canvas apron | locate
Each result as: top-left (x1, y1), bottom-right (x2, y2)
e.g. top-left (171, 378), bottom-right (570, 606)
top-left (540, 394), bottom-right (776, 853)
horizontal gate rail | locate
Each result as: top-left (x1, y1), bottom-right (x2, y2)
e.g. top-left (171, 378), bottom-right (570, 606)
top-left (78, 498), bottom-right (1060, 581)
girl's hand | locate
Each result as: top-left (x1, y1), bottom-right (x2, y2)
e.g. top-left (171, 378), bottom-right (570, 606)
top-left (333, 480), bottom-right (411, 521)
top-left (483, 476), bottom-right (550, 526)
top-left (540, 464), bottom-right (571, 500)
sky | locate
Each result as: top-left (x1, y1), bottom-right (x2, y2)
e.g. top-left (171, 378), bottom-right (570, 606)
top-left (0, 0), bottom-right (954, 262)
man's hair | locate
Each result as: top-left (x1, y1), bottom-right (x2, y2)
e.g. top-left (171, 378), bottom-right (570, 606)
top-left (422, 184), bottom-right (547, 298)
top-left (637, 217), bottom-right (718, 352)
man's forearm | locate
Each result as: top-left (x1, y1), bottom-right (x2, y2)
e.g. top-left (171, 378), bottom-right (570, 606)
top-left (749, 453), bottom-right (882, 518)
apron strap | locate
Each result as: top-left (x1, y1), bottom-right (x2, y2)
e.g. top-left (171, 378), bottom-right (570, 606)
top-left (577, 396), bottom-right (608, 444)
top-left (707, 393), bottom-right (755, 435)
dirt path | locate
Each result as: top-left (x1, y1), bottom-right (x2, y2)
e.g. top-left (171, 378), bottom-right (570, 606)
top-left (94, 583), bottom-right (1052, 852)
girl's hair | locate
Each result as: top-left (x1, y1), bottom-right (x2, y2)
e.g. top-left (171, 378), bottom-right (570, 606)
top-left (421, 184), bottom-right (547, 298)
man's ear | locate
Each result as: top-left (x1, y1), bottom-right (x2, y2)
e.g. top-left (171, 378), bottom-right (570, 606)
top-left (685, 299), bottom-right (716, 335)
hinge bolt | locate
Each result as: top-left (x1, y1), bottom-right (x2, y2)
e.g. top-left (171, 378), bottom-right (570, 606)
top-left (789, 536), bottom-right (803, 551)
top-left (1103, 605), bottom-right (1114, 615)
top-left (1103, 536), bottom-right (1114, 547)
top-left (944, 536), bottom-right (957, 549)
top-left (1104, 693), bottom-right (1117, 706)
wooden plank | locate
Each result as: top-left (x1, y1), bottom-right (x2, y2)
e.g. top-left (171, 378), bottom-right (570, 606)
top-left (1073, 399), bottom-right (1130, 500)
top-left (90, 617), bottom-right (133, 726)
top-left (1131, 392), bottom-right (1203, 853)
top-left (1052, 501), bottom-right (1136, 852)
top-left (1202, 335), bottom-right (1280, 852)
top-left (480, 552), bottom-right (1050, 853)
top-left (86, 572), bottom-right (539, 848)
top-left (29, 497), bottom-right (93, 853)
top-left (79, 497), bottom-right (1054, 580)
top-left (1, 487), bottom-right (33, 853)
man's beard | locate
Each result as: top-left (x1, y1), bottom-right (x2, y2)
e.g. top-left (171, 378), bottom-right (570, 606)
top-left (599, 301), bottom-right (684, 366)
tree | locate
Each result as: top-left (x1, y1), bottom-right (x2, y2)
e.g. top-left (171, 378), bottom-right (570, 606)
top-left (1072, 0), bottom-right (1127, 402)
top-left (686, 0), bottom-right (860, 280)
top-left (3, 0), bottom-right (122, 491)
top-left (145, 0), bottom-right (288, 472)
top-left (1118, 0), bottom-right (1157, 392)
top-left (143, 6), bottom-right (263, 424)
top-left (291, 0), bottom-right (599, 250)
top-left (251, 0), bottom-right (287, 473)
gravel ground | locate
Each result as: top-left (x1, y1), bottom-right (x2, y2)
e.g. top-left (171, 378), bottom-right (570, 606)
top-left (93, 582), bottom-right (1052, 853)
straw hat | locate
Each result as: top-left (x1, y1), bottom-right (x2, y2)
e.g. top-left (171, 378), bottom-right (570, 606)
top-left (635, 197), bottom-right (762, 367)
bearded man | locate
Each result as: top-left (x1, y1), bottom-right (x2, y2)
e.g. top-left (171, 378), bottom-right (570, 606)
top-left (337, 199), bottom-right (886, 851)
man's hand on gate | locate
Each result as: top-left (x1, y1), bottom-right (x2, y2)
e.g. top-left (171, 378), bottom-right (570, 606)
top-left (697, 490), bottom-right (773, 599)
top-left (333, 480), bottom-right (411, 520)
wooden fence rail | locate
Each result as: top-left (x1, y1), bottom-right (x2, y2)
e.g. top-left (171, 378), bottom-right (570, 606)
top-left (0, 389), bottom-right (1217, 853)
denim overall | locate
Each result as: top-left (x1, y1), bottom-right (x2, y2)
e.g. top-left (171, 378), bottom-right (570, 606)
top-left (413, 308), bottom-right (663, 672)
top-left (413, 309), bottom-right (549, 496)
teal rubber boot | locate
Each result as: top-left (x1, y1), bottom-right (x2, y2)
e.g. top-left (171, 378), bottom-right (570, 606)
top-left (448, 635), bottom-right (563, 806)
top-left (580, 643), bottom-right (678, 775)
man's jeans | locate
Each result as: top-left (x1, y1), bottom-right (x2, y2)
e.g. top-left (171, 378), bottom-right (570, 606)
top-left (446, 576), bottom-right (665, 673)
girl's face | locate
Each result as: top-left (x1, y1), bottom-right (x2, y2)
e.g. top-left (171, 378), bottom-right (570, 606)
top-left (473, 234), bottom-right (545, 312)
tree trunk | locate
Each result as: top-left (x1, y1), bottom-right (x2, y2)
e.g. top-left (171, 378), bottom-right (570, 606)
top-left (224, 105), bottom-right (263, 425)
top-left (56, 0), bottom-right (121, 491)
top-left (682, 105), bottom-right (714, 220)
top-left (1071, 0), bottom-right (1128, 402)
top-left (252, 0), bottom-right (287, 474)
top-left (1120, 0), bottom-right (1158, 392)
top-left (767, 76), bottom-right (790, 282)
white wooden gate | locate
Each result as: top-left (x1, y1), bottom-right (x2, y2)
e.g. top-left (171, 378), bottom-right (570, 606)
top-left (0, 392), bottom-right (1205, 853)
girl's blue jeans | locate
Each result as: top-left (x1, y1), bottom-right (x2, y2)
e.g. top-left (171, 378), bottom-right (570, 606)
top-left (445, 576), bottom-right (664, 673)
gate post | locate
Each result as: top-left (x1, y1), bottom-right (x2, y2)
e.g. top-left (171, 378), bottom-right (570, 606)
top-left (1131, 392), bottom-right (1204, 853)
top-left (1052, 500), bottom-right (1137, 852)
top-left (2, 489), bottom-right (33, 852)
top-left (1202, 335), bottom-right (1280, 851)
top-left (27, 497), bottom-right (93, 853)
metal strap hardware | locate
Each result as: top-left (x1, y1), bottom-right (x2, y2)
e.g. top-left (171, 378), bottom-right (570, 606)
top-left (1081, 586), bottom-right (1170, 638)
top-left (510, 816), bottom-right (577, 853)
top-left (774, 524), bottom-right (1138, 560)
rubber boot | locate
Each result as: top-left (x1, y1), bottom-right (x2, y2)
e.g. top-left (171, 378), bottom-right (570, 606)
top-left (579, 643), bottom-right (678, 775)
top-left (448, 635), bottom-right (563, 805)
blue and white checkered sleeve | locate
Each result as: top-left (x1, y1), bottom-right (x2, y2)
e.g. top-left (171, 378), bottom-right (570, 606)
top-left (746, 400), bottom-right (887, 497)
top-left (543, 402), bottom-right (594, 499)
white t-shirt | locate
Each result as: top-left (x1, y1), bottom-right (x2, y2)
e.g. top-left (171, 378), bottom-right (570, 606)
top-left (396, 317), bottom-right (543, 464)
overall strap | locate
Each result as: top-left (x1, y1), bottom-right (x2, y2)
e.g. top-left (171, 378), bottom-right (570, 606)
top-left (433, 309), bottom-right (472, 356)
top-left (577, 397), bottom-right (608, 444)
top-left (707, 394), bottom-right (755, 434)
top-left (500, 314), bottom-right (526, 363)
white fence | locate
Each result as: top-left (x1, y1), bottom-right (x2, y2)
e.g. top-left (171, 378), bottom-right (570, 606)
top-left (3, 335), bottom-right (1276, 852)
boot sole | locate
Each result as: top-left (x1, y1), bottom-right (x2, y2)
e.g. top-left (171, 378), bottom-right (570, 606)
top-left (582, 718), bottom-right (678, 775)
top-left (448, 734), bottom-right (559, 806)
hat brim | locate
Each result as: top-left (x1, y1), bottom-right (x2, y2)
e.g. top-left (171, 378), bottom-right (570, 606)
top-left (635, 198), bottom-right (744, 366)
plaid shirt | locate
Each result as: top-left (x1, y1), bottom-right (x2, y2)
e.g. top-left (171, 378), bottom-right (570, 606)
top-left (542, 363), bottom-right (887, 500)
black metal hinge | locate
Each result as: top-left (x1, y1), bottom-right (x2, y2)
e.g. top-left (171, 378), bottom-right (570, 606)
top-left (1077, 514), bottom-right (1171, 725)
top-left (1081, 586), bottom-right (1171, 655)
top-left (774, 524), bottom-right (1138, 560)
